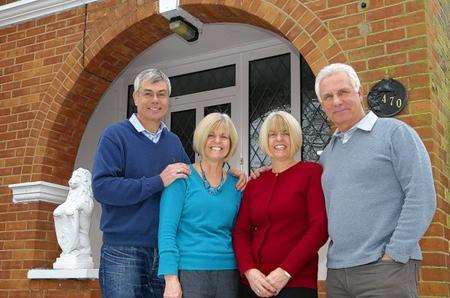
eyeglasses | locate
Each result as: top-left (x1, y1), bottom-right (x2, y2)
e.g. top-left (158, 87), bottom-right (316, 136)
top-left (139, 90), bottom-right (168, 100)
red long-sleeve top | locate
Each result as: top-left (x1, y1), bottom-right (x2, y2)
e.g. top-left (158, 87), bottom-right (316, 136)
top-left (232, 161), bottom-right (328, 289)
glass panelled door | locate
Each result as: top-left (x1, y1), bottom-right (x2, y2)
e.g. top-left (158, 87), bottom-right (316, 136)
top-left (170, 109), bottom-right (196, 162)
top-left (248, 53), bottom-right (291, 170)
top-left (168, 92), bottom-right (239, 168)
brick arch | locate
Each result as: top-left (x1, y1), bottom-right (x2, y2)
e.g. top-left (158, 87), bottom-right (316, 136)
top-left (29, 0), bottom-right (346, 184)
top-left (180, 0), bottom-right (346, 73)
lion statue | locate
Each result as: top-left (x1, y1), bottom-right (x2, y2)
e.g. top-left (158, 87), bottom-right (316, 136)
top-left (53, 168), bottom-right (94, 269)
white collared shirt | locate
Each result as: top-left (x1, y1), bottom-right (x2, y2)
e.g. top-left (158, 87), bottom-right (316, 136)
top-left (334, 111), bottom-right (378, 144)
top-left (129, 113), bottom-right (167, 143)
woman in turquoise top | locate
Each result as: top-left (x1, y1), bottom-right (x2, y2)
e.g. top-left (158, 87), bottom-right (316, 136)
top-left (158, 113), bottom-right (242, 298)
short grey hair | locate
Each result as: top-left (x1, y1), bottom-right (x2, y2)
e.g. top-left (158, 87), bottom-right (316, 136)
top-left (315, 63), bottom-right (361, 100)
top-left (133, 68), bottom-right (172, 96)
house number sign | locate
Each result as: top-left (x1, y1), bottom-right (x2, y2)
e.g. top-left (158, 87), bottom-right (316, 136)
top-left (367, 78), bottom-right (407, 117)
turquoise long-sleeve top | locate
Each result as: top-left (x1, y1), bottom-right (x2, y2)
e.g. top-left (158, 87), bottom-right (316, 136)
top-left (158, 164), bottom-right (242, 276)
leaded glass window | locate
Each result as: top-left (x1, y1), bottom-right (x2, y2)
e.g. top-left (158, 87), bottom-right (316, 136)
top-left (127, 85), bottom-right (136, 118)
top-left (248, 54), bottom-right (290, 171)
top-left (170, 65), bottom-right (236, 97)
top-left (204, 103), bottom-right (231, 117)
top-left (300, 56), bottom-right (331, 161)
top-left (171, 109), bottom-right (196, 162)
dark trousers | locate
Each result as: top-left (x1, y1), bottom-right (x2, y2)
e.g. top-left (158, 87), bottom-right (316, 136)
top-left (179, 270), bottom-right (240, 298)
top-left (239, 284), bottom-right (318, 298)
top-left (326, 259), bottom-right (420, 298)
top-left (99, 244), bottom-right (164, 298)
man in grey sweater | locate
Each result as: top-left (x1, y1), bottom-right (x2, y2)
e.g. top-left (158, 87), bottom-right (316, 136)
top-left (316, 63), bottom-right (436, 298)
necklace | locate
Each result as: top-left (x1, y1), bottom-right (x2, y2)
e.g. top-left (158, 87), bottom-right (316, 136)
top-left (199, 161), bottom-right (225, 196)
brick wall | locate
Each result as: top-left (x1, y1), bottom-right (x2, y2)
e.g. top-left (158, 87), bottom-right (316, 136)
top-left (423, 1), bottom-right (450, 295)
top-left (0, 0), bottom-right (448, 296)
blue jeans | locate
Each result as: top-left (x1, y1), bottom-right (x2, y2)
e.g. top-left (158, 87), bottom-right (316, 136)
top-left (99, 244), bottom-right (164, 298)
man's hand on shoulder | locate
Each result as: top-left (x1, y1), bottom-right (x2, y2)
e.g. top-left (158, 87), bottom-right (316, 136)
top-left (160, 163), bottom-right (190, 187)
top-left (250, 165), bottom-right (271, 180)
top-left (229, 168), bottom-right (248, 191)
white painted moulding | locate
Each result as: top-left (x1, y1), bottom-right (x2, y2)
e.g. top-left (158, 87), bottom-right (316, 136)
top-left (28, 268), bottom-right (99, 279)
top-left (0, 0), bottom-right (99, 28)
top-left (9, 181), bottom-right (69, 205)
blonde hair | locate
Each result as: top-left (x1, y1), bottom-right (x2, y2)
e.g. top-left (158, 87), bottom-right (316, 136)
top-left (259, 111), bottom-right (302, 159)
top-left (193, 113), bottom-right (238, 162)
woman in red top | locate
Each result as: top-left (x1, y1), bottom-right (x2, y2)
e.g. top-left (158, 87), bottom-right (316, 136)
top-left (233, 111), bottom-right (328, 298)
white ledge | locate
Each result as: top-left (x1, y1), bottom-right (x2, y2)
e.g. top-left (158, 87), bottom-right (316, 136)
top-left (9, 181), bottom-right (68, 205)
top-left (28, 269), bottom-right (98, 280)
top-left (0, 0), bottom-right (99, 28)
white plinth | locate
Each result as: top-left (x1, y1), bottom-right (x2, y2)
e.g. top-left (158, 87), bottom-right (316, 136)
top-left (27, 268), bottom-right (99, 279)
top-left (53, 254), bottom-right (94, 270)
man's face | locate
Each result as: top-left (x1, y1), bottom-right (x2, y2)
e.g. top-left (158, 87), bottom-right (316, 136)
top-left (319, 72), bottom-right (365, 132)
top-left (133, 80), bottom-right (169, 125)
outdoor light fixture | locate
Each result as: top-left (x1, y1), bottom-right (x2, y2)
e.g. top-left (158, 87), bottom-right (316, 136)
top-left (169, 16), bottom-right (199, 42)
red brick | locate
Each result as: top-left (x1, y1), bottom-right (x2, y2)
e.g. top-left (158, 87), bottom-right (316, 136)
top-left (367, 3), bottom-right (405, 21)
top-left (26, 26), bottom-right (46, 37)
top-left (7, 31), bottom-right (25, 42)
top-left (15, 54), bottom-right (35, 64)
top-left (420, 238), bottom-right (448, 252)
top-left (367, 28), bottom-right (405, 45)
top-left (43, 55), bottom-right (63, 66)
top-left (0, 58), bottom-right (14, 67)
top-left (36, 32), bottom-right (56, 43)
top-left (386, 11), bottom-right (425, 29)
top-left (329, 14), bottom-right (364, 30)
top-left (421, 267), bottom-right (449, 282)
top-left (387, 36), bottom-right (426, 53)
top-left (419, 281), bottom-right (449, 297)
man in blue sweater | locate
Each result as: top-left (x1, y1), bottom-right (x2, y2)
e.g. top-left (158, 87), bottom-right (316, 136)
top-left (316, 63), bottom-right (436, 298)
top-left (92, 69), bottom-right (192, 298)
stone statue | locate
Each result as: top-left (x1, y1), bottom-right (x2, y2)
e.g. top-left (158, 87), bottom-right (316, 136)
top-left (53, 168), bottom-right (94, 269)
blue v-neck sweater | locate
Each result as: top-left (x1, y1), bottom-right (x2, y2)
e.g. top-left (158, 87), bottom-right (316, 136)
top-left (92, 120), bottom-right (189, 247)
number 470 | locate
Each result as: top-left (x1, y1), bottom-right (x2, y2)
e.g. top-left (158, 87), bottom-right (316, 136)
top-left (382, 94), bottom-right (402, 108)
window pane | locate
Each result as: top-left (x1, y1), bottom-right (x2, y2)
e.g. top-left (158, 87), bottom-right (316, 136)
top-left (171, 109), bottom-right (196, 163)
top-left (170, 65), bottom-right (236, 97)
top-left (204, 103), bottom-right (231, 117)
top-left (300, 56), bottom-right (331, 161)
top-left (248, 53), bottom-right (290, 171)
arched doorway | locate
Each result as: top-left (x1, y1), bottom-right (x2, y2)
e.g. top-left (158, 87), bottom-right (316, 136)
top-left (74, 23), bottom-right (331, 274)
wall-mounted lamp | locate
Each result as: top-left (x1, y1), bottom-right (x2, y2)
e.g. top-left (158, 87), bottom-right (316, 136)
top-left (169, 16), bottom-right (199, 42)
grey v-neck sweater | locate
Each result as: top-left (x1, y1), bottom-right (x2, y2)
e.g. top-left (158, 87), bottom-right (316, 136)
top-left (320, 116), bottom-right (436, 269)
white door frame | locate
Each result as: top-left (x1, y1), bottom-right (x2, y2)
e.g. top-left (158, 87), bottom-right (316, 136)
top-left (124, 38), bottom-right (301, 172)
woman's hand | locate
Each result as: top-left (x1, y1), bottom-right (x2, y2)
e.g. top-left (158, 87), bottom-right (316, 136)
top-left (163, 275), bottom-right (182, 298)
top-left (244, 268), bottom-right (277, 297)
top-left (266, 267), bottom-right (291, 294)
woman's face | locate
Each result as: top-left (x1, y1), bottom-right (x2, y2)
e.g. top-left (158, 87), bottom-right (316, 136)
top-left (203, 128), bottom-right (230, 163)
top-left (268, 129), bottom-right (291, 162)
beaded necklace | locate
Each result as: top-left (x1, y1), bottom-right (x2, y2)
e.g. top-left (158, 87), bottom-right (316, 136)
top-left (199, 161), bottom-right (226, 196)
